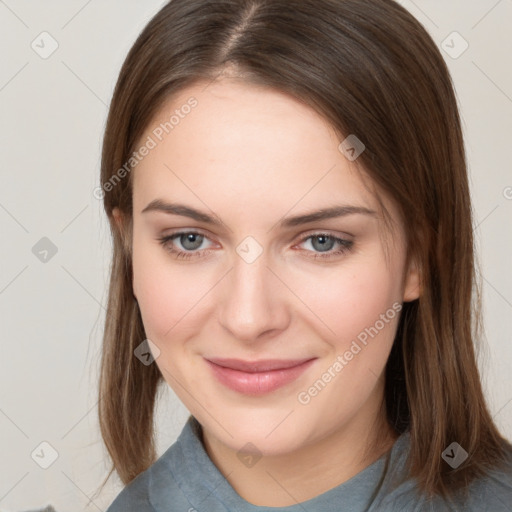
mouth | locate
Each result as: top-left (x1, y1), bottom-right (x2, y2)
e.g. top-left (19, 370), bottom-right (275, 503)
top-left (204, 357), bottom-right (317, 395)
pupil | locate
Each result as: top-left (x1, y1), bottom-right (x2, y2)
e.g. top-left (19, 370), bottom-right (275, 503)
top-left (314, 235), bottom-right (333, 252)
top-left (182, 233), bottom-right (202, 250)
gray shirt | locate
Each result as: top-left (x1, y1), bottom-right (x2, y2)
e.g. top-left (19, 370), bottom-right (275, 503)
top-left (106, 416), bottom-right (512, 511)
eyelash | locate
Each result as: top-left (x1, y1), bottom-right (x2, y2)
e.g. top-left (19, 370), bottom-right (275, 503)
top-left (157, 230), bottom-right (353, 261)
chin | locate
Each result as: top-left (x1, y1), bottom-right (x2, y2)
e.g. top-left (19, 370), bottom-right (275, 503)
top-left (196, 407), bottom-right (319, 456)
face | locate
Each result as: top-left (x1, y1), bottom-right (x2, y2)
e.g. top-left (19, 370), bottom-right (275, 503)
top-left (124, 78), bottom-right (419, 457)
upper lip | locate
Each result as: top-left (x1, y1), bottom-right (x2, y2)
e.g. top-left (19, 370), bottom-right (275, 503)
top-left (205, 357), bottom-right (316, 373)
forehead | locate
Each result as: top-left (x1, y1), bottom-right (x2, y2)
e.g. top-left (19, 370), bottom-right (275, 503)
top-left (132, 79), bottom-right (384, 221)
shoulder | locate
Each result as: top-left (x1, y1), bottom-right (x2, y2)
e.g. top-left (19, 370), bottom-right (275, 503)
top-left (377, 454), bottom-right (512, 512)
top-left (106, 418), bottom-right (198, 511)
top-left (458, 452), bottom-right (512, 511)
top-left (372, 435), bottom-right (512, 512)
top-left (106, 443), bottom-right (194, 512)
top-left (106, 451), bottom-right (192, 512)
top-left (105, 468), bottom-right (154, 511)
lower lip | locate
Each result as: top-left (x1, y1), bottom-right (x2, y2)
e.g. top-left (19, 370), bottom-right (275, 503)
top-left (205, 359), bottom-right (316, 395)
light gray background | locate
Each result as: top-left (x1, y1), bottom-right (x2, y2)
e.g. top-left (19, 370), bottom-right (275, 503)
top-left (0, 1), bottom-right (511, 510)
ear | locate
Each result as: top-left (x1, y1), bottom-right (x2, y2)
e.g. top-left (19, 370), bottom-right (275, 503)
top-left (112, 207), bottom-right (129, 247)
top-left (402, 256), bottom-right (421, 302)
top-left (112, 207), bottom-right (137, 300)
top-left (112, 207), bottom-right (123, 230)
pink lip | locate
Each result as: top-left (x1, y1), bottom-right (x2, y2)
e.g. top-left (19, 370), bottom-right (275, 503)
top-left (205, 357), bottom-right (316, 395)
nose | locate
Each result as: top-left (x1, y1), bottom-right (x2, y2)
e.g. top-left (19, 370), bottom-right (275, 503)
top-left (217, 251), bottom-right (290, 343)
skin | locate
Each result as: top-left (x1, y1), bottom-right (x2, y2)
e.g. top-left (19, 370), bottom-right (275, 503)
top-left (113, 78), bottom-right (420, 506)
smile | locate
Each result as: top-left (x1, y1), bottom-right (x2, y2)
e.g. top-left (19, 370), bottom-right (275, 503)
top-left (204, 357), bottom-right (317, 395)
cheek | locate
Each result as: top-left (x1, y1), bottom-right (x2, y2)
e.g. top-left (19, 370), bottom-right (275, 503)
top-left (291, 260), bottom-right (403, 424)
top-left (132, 235), bottom-right (204, 342)
top-left (291, 255), bottom-right (403, 345)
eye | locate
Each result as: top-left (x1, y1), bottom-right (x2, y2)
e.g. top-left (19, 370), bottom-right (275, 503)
top-left (157, 231), bottom-right (215, 260)
top-left (295, 233), bottom-right (353, 260)
top-left (157, 231), bottom-right (354, 261)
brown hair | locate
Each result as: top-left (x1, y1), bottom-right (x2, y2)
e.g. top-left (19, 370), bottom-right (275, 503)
top-left (97, 0), bottom-right (511, 499)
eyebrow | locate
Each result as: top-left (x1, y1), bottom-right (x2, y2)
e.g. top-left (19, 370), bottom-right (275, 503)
top-left (141, 199), bottom-right (377, 228)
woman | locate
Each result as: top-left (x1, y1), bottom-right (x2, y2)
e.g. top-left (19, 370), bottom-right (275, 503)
top-left (97, 0), bottom-right (512, 510)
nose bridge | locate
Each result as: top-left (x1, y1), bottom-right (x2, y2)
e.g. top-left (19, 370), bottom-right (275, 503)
top-left (218, 244), bottom-right (286, 341)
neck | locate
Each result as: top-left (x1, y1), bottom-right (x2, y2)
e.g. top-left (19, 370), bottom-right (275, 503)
top-left (201, 398), bottom-right (398, 506)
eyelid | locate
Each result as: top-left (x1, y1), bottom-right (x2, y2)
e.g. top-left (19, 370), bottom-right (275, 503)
top-left (164, 229), bottom-right (218, 250)
top-left (294, 229), bottom-right (353, 242)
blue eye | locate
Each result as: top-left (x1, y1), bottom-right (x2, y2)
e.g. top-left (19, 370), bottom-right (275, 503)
top-left (157, 231), bottom-right (353, 261)
top-left (158, 231), bottom-right (212, 260)
top-left (299, 234), bottom-right (353, 258)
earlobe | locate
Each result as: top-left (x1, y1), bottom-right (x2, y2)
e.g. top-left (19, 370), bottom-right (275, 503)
top-left (403, 258), bottom-right (421, 302)
top-left (112, 207), bottom-right (128, 247)
top-left (112, 207), bottom-right (123, 230)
